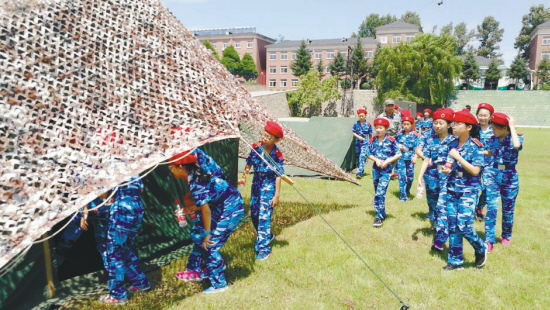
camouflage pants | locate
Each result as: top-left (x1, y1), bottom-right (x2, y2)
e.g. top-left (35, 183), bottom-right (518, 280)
top-left (372, 165), bottom-right (392, 220)
top-left (484, 170), bottom-right (520, 243)
top-left (55, 213), bottom-right (83, 267)
top-left (356, 141), bottom-right (368, 176)
top-left (476, 171), bottom-right (489, 210)
top-left (189, 194), bottom-right (244, 288)
top-left (396, 159), bottom-right (414, 200)
top-left (106, 199), bottom-right (150, 299)
top-left (423, 168), bottom-right (440, 222)
top-left (447, 190), bottom-right (486, 266)
top-left (251, 175), bottom-right (276, 256)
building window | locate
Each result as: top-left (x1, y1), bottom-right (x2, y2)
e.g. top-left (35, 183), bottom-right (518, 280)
top-left (291, 79), bottom-right (299, 86)
top-left (235, 42), bottom-right (241, 48)
top-left (280, 80), bottom-right (287, 88)
top-left (281, 53), bottom-right (288, 60)
top-left (341, 52), bottom-right (347, 58)
top-left (379, 36), bottom-right (387, 44)
top-left (212, 43), bottom-right (217, 49)
top-left (269, 80), bottom-right (276, 87)
top-left (247, 41), bottom-right (253, 48)
top-left (269, 53), bottom-right (276, 60)
top-left (291, 53), bottom-right (297, 60)
top-left (280, 66), bottom-right (288, 74)
top-left (326, 66), bottom-right (331, 73)
top-left (543, 36), bottom-right (550, 45)
top-left (406, 35), bottom-right (415, 42)
top-left (542, 51), bottom-right (550, 60)
top-left (314, 52), bottom-right (322, 59)
top-left (392, 36), bottom-right (401, 43)
top-left (269, 67), bottom-right (277, 74)
top-left (223, 43), bottom-right (229, 50)
top-left (365, 51), bottom-right (373, 58)
top-left (326, 52), bottom-right (335, 59)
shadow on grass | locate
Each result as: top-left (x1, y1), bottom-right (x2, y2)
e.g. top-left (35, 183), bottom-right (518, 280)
top-left (411, 212), bottom-right (430, 221)
top-left (411, 227), bottom-right (434, 241)
top-left (365, 210), bottom-right (396, 220)
top-left (69, 201), bottom-right (359, 309)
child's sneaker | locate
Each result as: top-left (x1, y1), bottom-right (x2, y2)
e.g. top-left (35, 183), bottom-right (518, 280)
top-left (485, 242), bottom-right (494, 253)
top-left (373, 219), bottom-right (383, 227)
top-left (269, 234), bottom-right (276, 244)
top-left (203, 286), bottom-right (228, 294)
top-left (256, 252), bottom-right (270, 261)
top-left (501, 238), bottom-right (511, 246)
top-left (129, 285), bottom-right (151, 293)
top-left (475, 208), bottom-right (484, 221)
top-left (175, 270), bottom-right (204, 282)
top-left (99, 294), bottom-right (128, 305)
top-left (442, 263), bottom-right (464, 271)
top-left (475, 248), bottom-right (488, 268)
top-left (431, 241), bottom-right (443, 252)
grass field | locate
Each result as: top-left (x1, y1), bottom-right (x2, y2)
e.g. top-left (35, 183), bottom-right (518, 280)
top-left (73, 128), bottom-right (550, 310)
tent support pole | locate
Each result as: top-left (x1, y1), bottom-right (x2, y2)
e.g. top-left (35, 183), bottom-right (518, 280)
top-left (42, 233), bottom-right (56, 298)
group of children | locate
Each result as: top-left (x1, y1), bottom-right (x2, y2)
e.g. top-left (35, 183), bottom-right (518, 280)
top-left (353, 102), bottom-right (523, 270)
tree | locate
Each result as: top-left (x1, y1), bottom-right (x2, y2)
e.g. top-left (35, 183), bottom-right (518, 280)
top-left (514, 4), bottom-right (550, 60)
top-left (440, 22), bottom-right (453, 36)
top-left (401, 11), bottom-right (421, 26)
top-left (454, 22), bottom-right (475, 55)
top-left (352, 40), bottom-right (369, 87)
top-left (287, 69), bottom-right (341, 117)
top-left (328, 52), bottom-right (345, 76)
top-left (353, 13), bottom-right (397, 37)
top-left (373, 33), bottom-right (462, 106)
top-left (484, 59), bottom-right (501, 90)
top-left (240, 53), bottom-right (258, 81)
top-left (461, 51), bottom-right (480, 89)
top-left (508, 56), bottom-right (530, 88)
top-left (316, 58), bottom-right (325, 78)
top-left (290, 40), bottom-right (312, 77)
top-left (220, 45), bottom-right (241, 75)
top-left (476, 16), bottom-right (504, 59)
top-left (203, 40), bottom-right (219, 60)
top-left (536, 58), bottom-right (550, 86)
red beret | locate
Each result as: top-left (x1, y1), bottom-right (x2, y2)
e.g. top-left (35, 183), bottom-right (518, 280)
top-left (424, 109), bottom-right (432, 114)
top-left (491, 112), bottom-right (509, 126)
top-left (400, 109), bottom-right (411, 116)
top-left (374, 118), bottom-right (390, 127)
top-left (416, 112), bottom-right (423, 117)
top-left (169, 150), bottom-right (197, 165)
top-left (402, 116), bottom-right (414, 123)
top-left (265, 121), bottom-right (284, 138)
top-left (357, 108), bottom-right (367, 115)
top-left (184, 192), bottom-right (195, 207)
top-left (395, 105), bottom-right (400, 110)
top-left (477, 103), bottom-right (494, 114)
top-left (433, 108), bottom-right (454, 122)
top-left (453, 109), bottom-right (478, 125)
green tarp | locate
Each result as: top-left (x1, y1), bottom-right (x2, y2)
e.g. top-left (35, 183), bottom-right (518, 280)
top-left (0, 138), bottom-right (239, 310)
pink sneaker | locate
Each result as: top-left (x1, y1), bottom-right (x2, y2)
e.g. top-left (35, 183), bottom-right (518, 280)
top-left (485, 242), bottom-right (494, 253)
top-left (175, 270), bottom-right (204, 282)
top-left (501, 238), bottom-right (511, 246)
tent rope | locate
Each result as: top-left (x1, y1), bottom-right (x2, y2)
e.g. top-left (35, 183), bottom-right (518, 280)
top-left (241, 126), bottom-right (410, 310)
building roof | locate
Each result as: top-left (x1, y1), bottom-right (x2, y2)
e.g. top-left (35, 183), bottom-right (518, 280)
top-left (536, 20), bottom-right (550, 29)
top-left (375, 20), bottom-right (421, 30)
top-left (266, 37), bottom-right (377, 49)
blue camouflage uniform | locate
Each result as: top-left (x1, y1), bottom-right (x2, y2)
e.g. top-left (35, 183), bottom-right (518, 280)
top-left (446, 138), bottom-right (487, 266)
top-left (395, 130), bottom-right (419, 200)
top-left (419, 118), bottom-right (433, 140)
top-left (187, 173), bottom-right (244, 289)
top-left (352, 120), bottom-right (373, 177)
top-left (106, 176), bottom-right (150, 299)
top-left (366, 135), bottom-right (401, 220)
top-left (476, 126), bottom-right (494, 212)
top-left (420, 130), bottom-right (458, 241)
top-left (415, 119), bottom-right (422, 134)
top-left (246, 142), bottom-right (284, 257)
top-left (195, 148), bottom-right (226, 179)
top-left (55, 212), bottom-right (83, 267)
top-left (484, 133), bottom-right (523, 244)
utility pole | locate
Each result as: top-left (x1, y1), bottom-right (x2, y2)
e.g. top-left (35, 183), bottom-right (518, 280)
top-left (340, 45), bottom-right (355, 116)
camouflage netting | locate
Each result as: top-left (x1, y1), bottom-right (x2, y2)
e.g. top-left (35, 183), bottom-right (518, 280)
top-left (0, 0), bottom-right (357, 270)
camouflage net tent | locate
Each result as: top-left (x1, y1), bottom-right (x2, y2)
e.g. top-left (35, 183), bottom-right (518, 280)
top-left (0, 0), bottom-right (357, 308)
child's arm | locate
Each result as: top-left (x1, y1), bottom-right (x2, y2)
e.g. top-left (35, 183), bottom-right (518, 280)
top-left (239, 164), bottom-right (251, 186)
top-left (352, 132), bottom-right (364, 141)
top-left (80, 205), bottom-right (89, 231)
top-left (272, 176), bottom-right (281, 207)
top-left (200, 203), bottom-right (214, 250)
top-left (508, 117), bottom-right (521, 149)
top-left (448, 148), bottom-right (481, 176)
top-left (417, 156), bottom-right (431, 183)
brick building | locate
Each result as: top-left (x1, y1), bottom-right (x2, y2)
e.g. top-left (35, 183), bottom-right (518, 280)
top-left (264, 21), bottom-right (422, 90)
top-left (192, 27), bottom-right (276, 84)
top-left (529, 20), bottom-right (550, 85)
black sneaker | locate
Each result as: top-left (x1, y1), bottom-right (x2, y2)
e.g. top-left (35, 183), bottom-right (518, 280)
top-left (475, 209), bottom-right (484, 221)
top-left (373, 219), bottom-right (383, 227)
top-left (442, 263), bottom-right (464, 271)
top-left (475, 249), bottom-right (488, 268)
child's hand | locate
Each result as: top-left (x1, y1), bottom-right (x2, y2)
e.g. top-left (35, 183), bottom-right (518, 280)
top-left (271, 195), bottom-right (279, 207)
top-left (507, 116), bottom-right (515, 127)
top-left (80, 214), bottom-right (88, 231)
top-left (441, 166), bottom-right (452, 174)
top-left (238, 176), bottom-right (246, 187)
top-left (449, 148), bottom-right (460, 160)
top-left (376, 159), bottom-right (383, 167)
top-left (412, 157), bottom-right (417, 164)
top-left (380, 159), bottom-right (390, 168)
top-left (202, 234), bottom-right (214, 250)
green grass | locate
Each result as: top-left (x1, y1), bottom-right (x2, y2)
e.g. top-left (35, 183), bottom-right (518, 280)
top-left (68, 128), bottom-right (550, 309)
